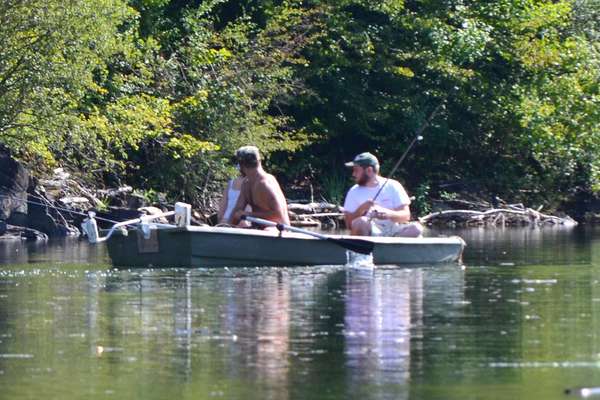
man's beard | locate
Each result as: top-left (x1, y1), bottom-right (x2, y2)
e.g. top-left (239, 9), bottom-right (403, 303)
top-left (356, 172), bottom-right (369, 186)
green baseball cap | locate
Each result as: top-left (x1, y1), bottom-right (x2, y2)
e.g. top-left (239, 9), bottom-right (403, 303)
top-left (344, 152), bottom-right (379, 167)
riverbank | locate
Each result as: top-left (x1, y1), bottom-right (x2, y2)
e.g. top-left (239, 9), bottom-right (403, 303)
top-left (0, 146), bottom-right (596, 241)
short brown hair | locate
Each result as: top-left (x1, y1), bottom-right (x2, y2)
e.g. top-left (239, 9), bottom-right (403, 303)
top-left (235, 145), bottom-right (261, 168)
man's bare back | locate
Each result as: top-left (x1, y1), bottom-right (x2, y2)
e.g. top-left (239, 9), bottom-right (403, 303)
top-left (230, 145), bottom-right (289, 226)
top-left (240, 172), bottom-right (290, 225)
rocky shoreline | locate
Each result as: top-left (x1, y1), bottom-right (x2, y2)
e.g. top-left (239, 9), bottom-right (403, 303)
top-left (0, 145), bottom-right (169, 242)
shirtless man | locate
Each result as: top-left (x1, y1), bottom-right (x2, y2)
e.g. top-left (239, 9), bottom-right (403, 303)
top-left (230, 146), bottom-right (290, 226)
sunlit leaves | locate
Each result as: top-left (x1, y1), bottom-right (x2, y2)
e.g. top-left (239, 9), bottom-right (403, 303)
top-left (84, 94), bottom-right (172, 152)
top-left (166, 135), bottom-right (219, 159)
top-left (430, 17), bottom-right (493, 65)
top-left (0, 0), bottom-right (135, 134)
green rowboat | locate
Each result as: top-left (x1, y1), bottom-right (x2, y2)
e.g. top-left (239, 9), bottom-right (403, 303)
top-left (82, 203), bottom-right (465, 268)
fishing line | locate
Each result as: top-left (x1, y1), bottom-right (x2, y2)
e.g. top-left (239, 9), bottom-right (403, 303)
top-left (0, 194), bottom-right (120, 224)
top-left (372, 102), bottom-right (444, 202)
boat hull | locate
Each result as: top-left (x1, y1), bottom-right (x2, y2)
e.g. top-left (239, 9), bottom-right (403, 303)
top-left (105, 226), bottom-right (465, 268)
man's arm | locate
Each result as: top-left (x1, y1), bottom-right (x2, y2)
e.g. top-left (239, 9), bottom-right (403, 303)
top-left (344, 200), bottom-right (374, 229)
top-left (370, 180), bottom-right (411, 223)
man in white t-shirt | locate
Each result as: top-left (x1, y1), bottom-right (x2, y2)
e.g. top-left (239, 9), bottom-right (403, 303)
top-left (343, 152), bottom-right (423, 237)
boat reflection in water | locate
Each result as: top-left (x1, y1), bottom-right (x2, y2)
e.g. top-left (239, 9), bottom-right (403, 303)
top-left (7, 227), bottom-right (600, 399)
top-left (342, 265), bottom-right (463, 399)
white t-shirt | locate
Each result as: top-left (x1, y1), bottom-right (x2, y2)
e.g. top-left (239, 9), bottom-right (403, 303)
top-left (343, 178), bottom-right (411, 214)
top-left (223, 179), bottom-right (241, 222)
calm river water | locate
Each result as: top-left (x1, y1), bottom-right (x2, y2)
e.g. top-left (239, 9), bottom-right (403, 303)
top-left (1, 226), bottom-right (600, 400)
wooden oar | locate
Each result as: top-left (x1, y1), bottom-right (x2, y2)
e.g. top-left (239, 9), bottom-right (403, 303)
top-left (242, 216), bottom-right (375, 255)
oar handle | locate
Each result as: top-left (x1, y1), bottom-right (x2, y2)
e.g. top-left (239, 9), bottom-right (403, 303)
top-left (241, 215), bottom-right (278, 228)
top-left (242, 216), bottom-right (328, 240)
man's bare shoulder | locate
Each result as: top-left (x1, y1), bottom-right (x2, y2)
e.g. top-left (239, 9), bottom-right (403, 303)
top-left (259, 174), bottom-right (281, 189)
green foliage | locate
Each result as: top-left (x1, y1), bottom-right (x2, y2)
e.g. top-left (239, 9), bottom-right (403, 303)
top-left (132, 1), bottom-right (317, 203)
top-left (440, 191), bottom-right (458, 201)
top-left (0, 0), bottom-right (317, 205)
top-left (413, 183), bottom-right (432, 217)
top-left (0, 0), bottom-right (598, 211)
top-left (0, 0), bottom-right (136, 161)
top-left (287, 0), bottom-right (600, 208)
top-left (132, 188), bottom-right (162, 205)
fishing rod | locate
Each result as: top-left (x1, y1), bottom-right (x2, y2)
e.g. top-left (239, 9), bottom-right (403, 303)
top-left (372, 102), bottom-right (444, 202)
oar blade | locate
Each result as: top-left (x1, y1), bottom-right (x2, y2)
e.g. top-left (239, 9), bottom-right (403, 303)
top-left (329, 238), bottom-right (374, 255)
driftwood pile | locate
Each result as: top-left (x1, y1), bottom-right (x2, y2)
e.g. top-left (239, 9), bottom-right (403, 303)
top-left (287, 197), bottom-right (579, 229)
top-left (27, 169), bottom-right (135, 236)
top-left (287, 202), bottom-right (344, 229)
top-left (420, 200), bottom-right (577, 228)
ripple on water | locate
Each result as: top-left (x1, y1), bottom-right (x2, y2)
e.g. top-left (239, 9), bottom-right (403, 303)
top-left (489, 361), bottom-right (600, 368)
top-left (0, 354), bottom-right (34, 359)
top-left (511, 278), bottom-right (558, 285)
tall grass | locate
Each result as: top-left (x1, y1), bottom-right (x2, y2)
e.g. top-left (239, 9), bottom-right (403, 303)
top-left (320, 171), bottom-right (350, 205)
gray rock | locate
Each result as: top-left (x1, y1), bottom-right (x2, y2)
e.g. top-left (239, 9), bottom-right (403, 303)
top-left (0, 224), bottom-right (48, 242)
top-left (0, 144), bottom-right (29, 220)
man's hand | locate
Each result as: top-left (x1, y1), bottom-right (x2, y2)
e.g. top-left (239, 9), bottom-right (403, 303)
top-left (344, 199), bottom-right (374, 234)
top-left (369, 206), bottom-right (392, 220)
top-left (358, 199), bottom-right (374, 216)
top-left (232, 209), bottom-right (247, 224)
top-left (368, 205), bottom-right (411, 223)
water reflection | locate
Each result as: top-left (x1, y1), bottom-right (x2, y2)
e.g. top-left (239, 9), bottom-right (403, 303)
top-left (220, 272), bottom-right (291, 399)
top-left (28, 265), bottom-right (458, 400)
top-left (446, 226), bottom-right (591, 266)
top-left (2, 227), bottom-right (600, 400)
top-left (0, 238), bottom-right (108, 265)
top-left (343, 269), bottom-right (421, 399)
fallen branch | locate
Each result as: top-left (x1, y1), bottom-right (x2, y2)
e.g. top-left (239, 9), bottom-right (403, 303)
top-left (420, 207), bottom-right (577, 227)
